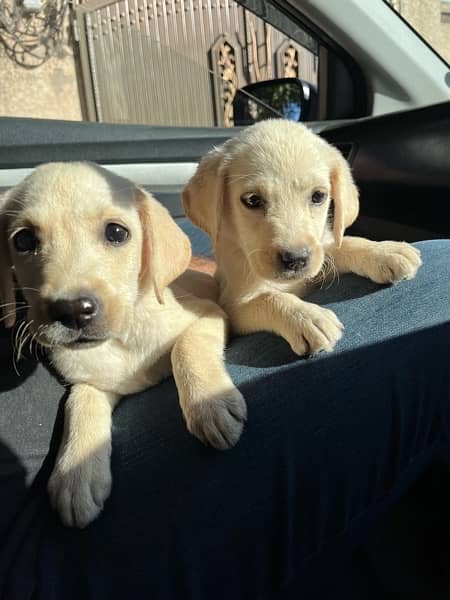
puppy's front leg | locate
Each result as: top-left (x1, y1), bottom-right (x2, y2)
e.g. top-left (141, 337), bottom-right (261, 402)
top-left (330, 236), bottom-right (422, 284)
top-left (171, 302), bottom-right (247, 450)
top-left (227, 293), bottom-right (343, 357)
top-left (48, 383), bottom-right (119, 528)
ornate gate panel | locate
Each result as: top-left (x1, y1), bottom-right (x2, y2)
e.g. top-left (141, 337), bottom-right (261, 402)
top-left (75, 0), bottom-right (317, 125)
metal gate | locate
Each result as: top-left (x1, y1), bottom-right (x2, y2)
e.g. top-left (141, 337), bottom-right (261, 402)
top-left (74, 0), bottom-right (318, 126)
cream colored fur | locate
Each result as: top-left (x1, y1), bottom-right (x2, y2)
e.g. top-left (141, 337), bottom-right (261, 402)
top-left (183, 120), bottom-right (422, 355)
top-left (0, 162), bottom-right (246, 528)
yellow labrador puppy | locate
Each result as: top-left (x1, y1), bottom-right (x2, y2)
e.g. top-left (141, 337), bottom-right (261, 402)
top-left (183, 120), bottom-right (422, 356)
top-left (0, 162), bottom-right (246, 528)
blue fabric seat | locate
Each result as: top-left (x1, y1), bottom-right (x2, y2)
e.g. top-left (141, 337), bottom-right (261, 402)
top-left (1, 221), bottom-right (450, 599)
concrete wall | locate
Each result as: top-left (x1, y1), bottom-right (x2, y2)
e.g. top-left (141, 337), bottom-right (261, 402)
top-left (0, 49), bottom-right (83, 121)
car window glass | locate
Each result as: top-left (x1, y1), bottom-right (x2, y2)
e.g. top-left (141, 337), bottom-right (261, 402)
top-left (0, 0), bottom-right (319, 126)
top-left (386, 0), bottom-right (450, 66)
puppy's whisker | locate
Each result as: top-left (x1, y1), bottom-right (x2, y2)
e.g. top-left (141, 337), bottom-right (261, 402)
top-left (328, 255), bottom-right (339, 287)
top-left (0, 301), bottom-right (27, 308)
top-left (14, 286), bottom-right (40, 293)
top-left (319, 257), bottom-right (331, 288)
top-left (19, 322), bottom-right (31, 359)
top-left (318, 254), bottom-right (338, 289)
top-left (19, 321), bottom-right (31, 356)
top-left (12, 320), bottom-right (25, 353)
top-left (32, 324), bottom-right (45, 360)
top-left (29, 322), bottom-right (43, 356)
top-left (12, 320), bottom-right (27, 375)
top-left (246, 248), bottom-right (266, 260)
top-left (16, 320), bottom-right (32, 362)
top-left (12, 355), bottom-right (20, 377)
top-left (32, 333), bottom-right (39, 360)
top-left (316, 269), bottom-right (325, 289)
top-left (0, 305), bottom-right (28, 324)
top-left (28, 324), bottom-right (35, 355)
top-left (318, 258), bottom-right (331, 286)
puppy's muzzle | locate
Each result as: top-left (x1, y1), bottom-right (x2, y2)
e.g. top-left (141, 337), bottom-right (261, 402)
top-left (48, 296), bottom-right (99, 330)
top-left (278, 247), bottom-right (311, 273)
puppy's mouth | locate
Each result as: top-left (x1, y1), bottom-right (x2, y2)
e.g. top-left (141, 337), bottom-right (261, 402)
top-left (249, 246), bottom-right (322, 282)
top-left (274, 260), bottom-right (321, 282)
top-left (27, 294), bottom-right (114, 348)
top-left (253, 261), bottom-right (314, 282)
top-left (34, 323), bottom-right (109, 348)
top-left (64, 334), bottom-right (109, 348)
top-left (276, 266), bottom-right (313, 281)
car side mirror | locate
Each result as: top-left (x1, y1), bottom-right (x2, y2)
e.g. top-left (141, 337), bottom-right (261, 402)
top-left (233, 78), bottom-right (317, 126)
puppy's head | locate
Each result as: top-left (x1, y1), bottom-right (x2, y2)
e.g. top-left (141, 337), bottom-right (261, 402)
top-left (0, 162), bottom-right (190, 348)
top-left (183, 120), bottom-right (359, 281)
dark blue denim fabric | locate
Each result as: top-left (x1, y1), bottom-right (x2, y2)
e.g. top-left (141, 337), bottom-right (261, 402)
top-left (1, 222), bottom-right (450, 600)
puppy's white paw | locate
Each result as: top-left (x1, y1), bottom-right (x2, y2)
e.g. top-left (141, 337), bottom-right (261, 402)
top-left (185, 387), bottom-right (247, 450)
top-left (286, 303), bottom-right (343, 356)
top-left (48, 442), bottom-right (112, 528)
top-left (364, 242), bottom-right (422, 284)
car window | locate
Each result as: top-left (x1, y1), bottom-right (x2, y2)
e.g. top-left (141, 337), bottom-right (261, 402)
top-left (386, 0), bottom-right (450, 66)
top-left (0, 0), bottom-right (320, 126)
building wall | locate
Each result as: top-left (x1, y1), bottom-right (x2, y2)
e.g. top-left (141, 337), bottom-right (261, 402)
top-left (0, 49), bottom-right (83, 121)
top-left (0, 1), bottom-right (83, 122)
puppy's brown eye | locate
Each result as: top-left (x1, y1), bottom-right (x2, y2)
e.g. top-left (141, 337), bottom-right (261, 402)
top-left (311, 190), bottom-right (327, 205)
top-left (105, 223), bottom-right (130, 245)
top-left (241, 193), bottom-right (264, 209)
top-left (13, 228), bottom-right (39, 254)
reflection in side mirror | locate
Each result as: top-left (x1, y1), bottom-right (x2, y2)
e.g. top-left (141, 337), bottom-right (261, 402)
top-left (233, 78), bottom-right (316, 127)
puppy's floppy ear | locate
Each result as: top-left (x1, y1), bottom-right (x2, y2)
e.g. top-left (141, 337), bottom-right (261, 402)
top-left (0, 192), bottom-right (16, 328)
top-left (137, 188), bottom-right (191, 303)
top-left (327, 146), bottom-right (359, 247)
top-left (182, 148), bottom-right (226, 246)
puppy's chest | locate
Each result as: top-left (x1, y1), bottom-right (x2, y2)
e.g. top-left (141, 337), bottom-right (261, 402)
top-left (229, 279), bottom-right (312, 304)
top-left (51, 336), bottom-right (173, 395)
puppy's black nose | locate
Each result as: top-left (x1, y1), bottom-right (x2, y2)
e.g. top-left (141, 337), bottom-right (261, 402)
top-left (48, 297), bottom-right (99, 330)
top-left (279, 247), bottom-right (311, 271)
